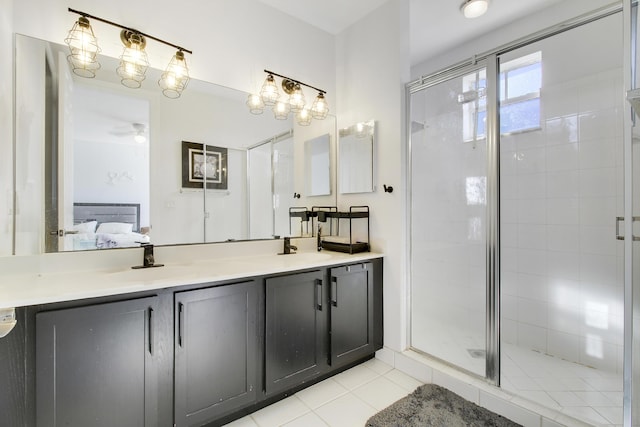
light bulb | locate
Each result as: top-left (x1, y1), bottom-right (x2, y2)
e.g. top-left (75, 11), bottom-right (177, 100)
top-left (461, 0), bottom-right (489, 18)
top-left (158, 50), bottom-right (190, 98)
top-left (311, 93), bottom-right (329, 119)
top-left (260, 74), bottom-right (280, 105)
top-left (246, 94), bottom-right (265, 114)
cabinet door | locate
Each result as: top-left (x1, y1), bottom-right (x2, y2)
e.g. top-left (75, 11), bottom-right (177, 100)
top-left (174, 281), bottom-right (259, 427)
top-left (265, 270), bottom-right (326, 395)
top-left (36, 296), bottom-right (158, 427)
top-left (330, 263), bottom-right (374, 367)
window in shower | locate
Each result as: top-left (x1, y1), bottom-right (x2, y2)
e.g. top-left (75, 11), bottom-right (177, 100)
top-left (462, 52), bottom-right (541, 142)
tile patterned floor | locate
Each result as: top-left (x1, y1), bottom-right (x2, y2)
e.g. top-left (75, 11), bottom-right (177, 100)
top-left (225, 347), bottom-right (624, 427)
top-left (223, 359), bottom-right (422, 427)
top-left (501, 344), bottom-right (623, 426)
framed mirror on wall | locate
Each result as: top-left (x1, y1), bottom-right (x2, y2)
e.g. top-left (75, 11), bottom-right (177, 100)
top-left (339, 120), bottom-right (375, 194)
top-left (11, 34), bottom-right (337, 255)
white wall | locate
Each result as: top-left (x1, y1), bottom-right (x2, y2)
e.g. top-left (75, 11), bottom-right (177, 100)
top-left (0, 0), bottom-right (13, 255)
top-left (411, 0), bottom-right (614, 80)
top-left (14, 36), bottom-right (46, 255)
top-left (335, 0), bottom-right (410, 352)
top-left (74, 140), bottom-right (151, 228)
top-left (11, 0), bottom-right (336, 99)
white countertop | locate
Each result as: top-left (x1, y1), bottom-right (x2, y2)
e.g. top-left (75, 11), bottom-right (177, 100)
top-left (0, 248), bottom-right (382, 309)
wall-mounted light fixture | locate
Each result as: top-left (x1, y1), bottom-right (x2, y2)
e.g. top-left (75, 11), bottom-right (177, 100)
top-left (65, 8), bottom-right (192, 98)
top-left (460, 0), bottom-right (489, 18)
top-left (247, 69), bottom-right (329, 126)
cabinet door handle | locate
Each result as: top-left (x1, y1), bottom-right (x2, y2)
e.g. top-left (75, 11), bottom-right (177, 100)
top-left (316, 279), bottom-right (323, 311)
top-left (148, 307), bottom-right (154, 355)
top-left (331, 277), bottom-right (338, 307)
top-left (178, 302), bottom-right (184, 347)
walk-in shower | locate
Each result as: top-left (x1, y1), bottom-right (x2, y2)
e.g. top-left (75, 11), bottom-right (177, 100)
top-left (408, 3), bottom-right (635, 425)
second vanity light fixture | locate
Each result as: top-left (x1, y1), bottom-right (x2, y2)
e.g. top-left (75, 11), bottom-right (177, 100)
top-left (247, 70), bottom-right (329, 126)
top-left (65, 8), bottom-right (192, 98)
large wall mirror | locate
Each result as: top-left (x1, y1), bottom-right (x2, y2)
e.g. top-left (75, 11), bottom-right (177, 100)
top-left (12, 34), bottom-right (336, 255)
top-left (339, 120), bottom-right (375, 194)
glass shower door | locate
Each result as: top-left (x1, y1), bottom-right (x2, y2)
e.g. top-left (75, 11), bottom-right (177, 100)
top-left (410, 65), bottom-right (488, 377)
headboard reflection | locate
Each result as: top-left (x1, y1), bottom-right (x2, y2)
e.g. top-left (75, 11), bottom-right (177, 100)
top-left (73, 203), bottom-right (141, 233)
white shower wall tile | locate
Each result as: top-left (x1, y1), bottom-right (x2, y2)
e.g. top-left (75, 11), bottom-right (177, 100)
top-left (579, 167), bottom-right (617, 198)
top-left (546, 197), bottom-right (579, 225)
top-left (545, 171), bottom-right (580, 198)
top-left (546, 143), bottom-right (579, 172)
top-left (517, 147), bottom-right (547, 174)
top-left (577, 336), bottom-right (618, 372)
top-left (578, 109), bottom-right (618, 142)
top-left (579, 254), bottom-right (619, 286)
top-left (517, 323), bottom-right (547, 352)
top-left (517, 298), bottom-right (548, 328)
top-left (517, 199), bottom-right (547, 224)
top-left (517, 173), bottom-right (547, 199)
top-left (579, 197), bottom-right (617, 226)
top-left (516, 248), bottom-right (547, 275)
top-left (579, 139), bottom-right (617, 169)
top-left (517, 224), bottom-right (547, 250)
top-left (545, 115), bottom-right (578, 144)
top-left (546, 225), bottom-right (580, 253)
top-left (579, 225), bottom-right (616, 256)
top-left (516, 273), bottom-right (547, 302)
top-left (547, 330), bottom-right (580, 363)
top-left (546, 252), bottom-right (581, 281)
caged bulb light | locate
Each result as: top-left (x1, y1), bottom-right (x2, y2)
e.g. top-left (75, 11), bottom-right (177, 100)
top-left (296, 107), bottom-right (312, 126)
top-left (273, 101), bottom-right (291, 120)
top-left (311, 93), bottom-right (329, 120)
top-left (158, 50), bottom-right (190, 98)
top-left (117, 31), bottom-right (149, 89)
top-left (246, 93), bottom-right (265, 114)
top-left (288, 84), bottom-right (306, 113)
top-left (64, 16), bottom-right (101, 78)
top-left (260, 74), bottom-right (280, 106)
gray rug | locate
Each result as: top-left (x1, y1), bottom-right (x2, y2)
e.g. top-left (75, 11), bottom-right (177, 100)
top-left (366, 384), bottom-right (522, 427)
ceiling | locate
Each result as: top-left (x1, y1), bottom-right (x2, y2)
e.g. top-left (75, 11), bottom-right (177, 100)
top-left (257, 0), bottom-right (566, 64)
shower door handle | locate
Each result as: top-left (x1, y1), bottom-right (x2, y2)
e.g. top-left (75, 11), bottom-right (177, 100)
top-left (615, 216), bottom-right (640, 241)
top-left (616, 217), bottom-right (624, 240)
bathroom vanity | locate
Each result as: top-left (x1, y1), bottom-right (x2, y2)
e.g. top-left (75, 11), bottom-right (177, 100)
top-left (0, 247), bottom-right (382, 427)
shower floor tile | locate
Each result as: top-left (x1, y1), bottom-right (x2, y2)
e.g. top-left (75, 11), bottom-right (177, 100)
top-left (502, 343), bottom-right (623, 426)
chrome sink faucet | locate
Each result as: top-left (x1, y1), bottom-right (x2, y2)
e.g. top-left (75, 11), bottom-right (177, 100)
top-left (283, 237), bottom-right (297, 255)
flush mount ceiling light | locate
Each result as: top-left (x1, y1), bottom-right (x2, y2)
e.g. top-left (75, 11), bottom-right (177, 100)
top-left (248, 69), bottom-right (329, 125)
top-left (461, 0), bottom-right (489, 18)
top-left (65, 8), bottom-right (192, 97)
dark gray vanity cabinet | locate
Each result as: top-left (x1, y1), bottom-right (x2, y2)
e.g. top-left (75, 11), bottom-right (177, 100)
top-left (35, 296), bottom-right (159, 427)
top-left (265, 270), bottom-right (327, 395)
top-left (329, 262), bottom-right (376, 368)
top-left (174, 281), bottom-right (260, 427)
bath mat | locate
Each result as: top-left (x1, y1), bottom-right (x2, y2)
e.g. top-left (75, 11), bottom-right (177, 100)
top-left (365, 384), bottom-right (521, 427)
